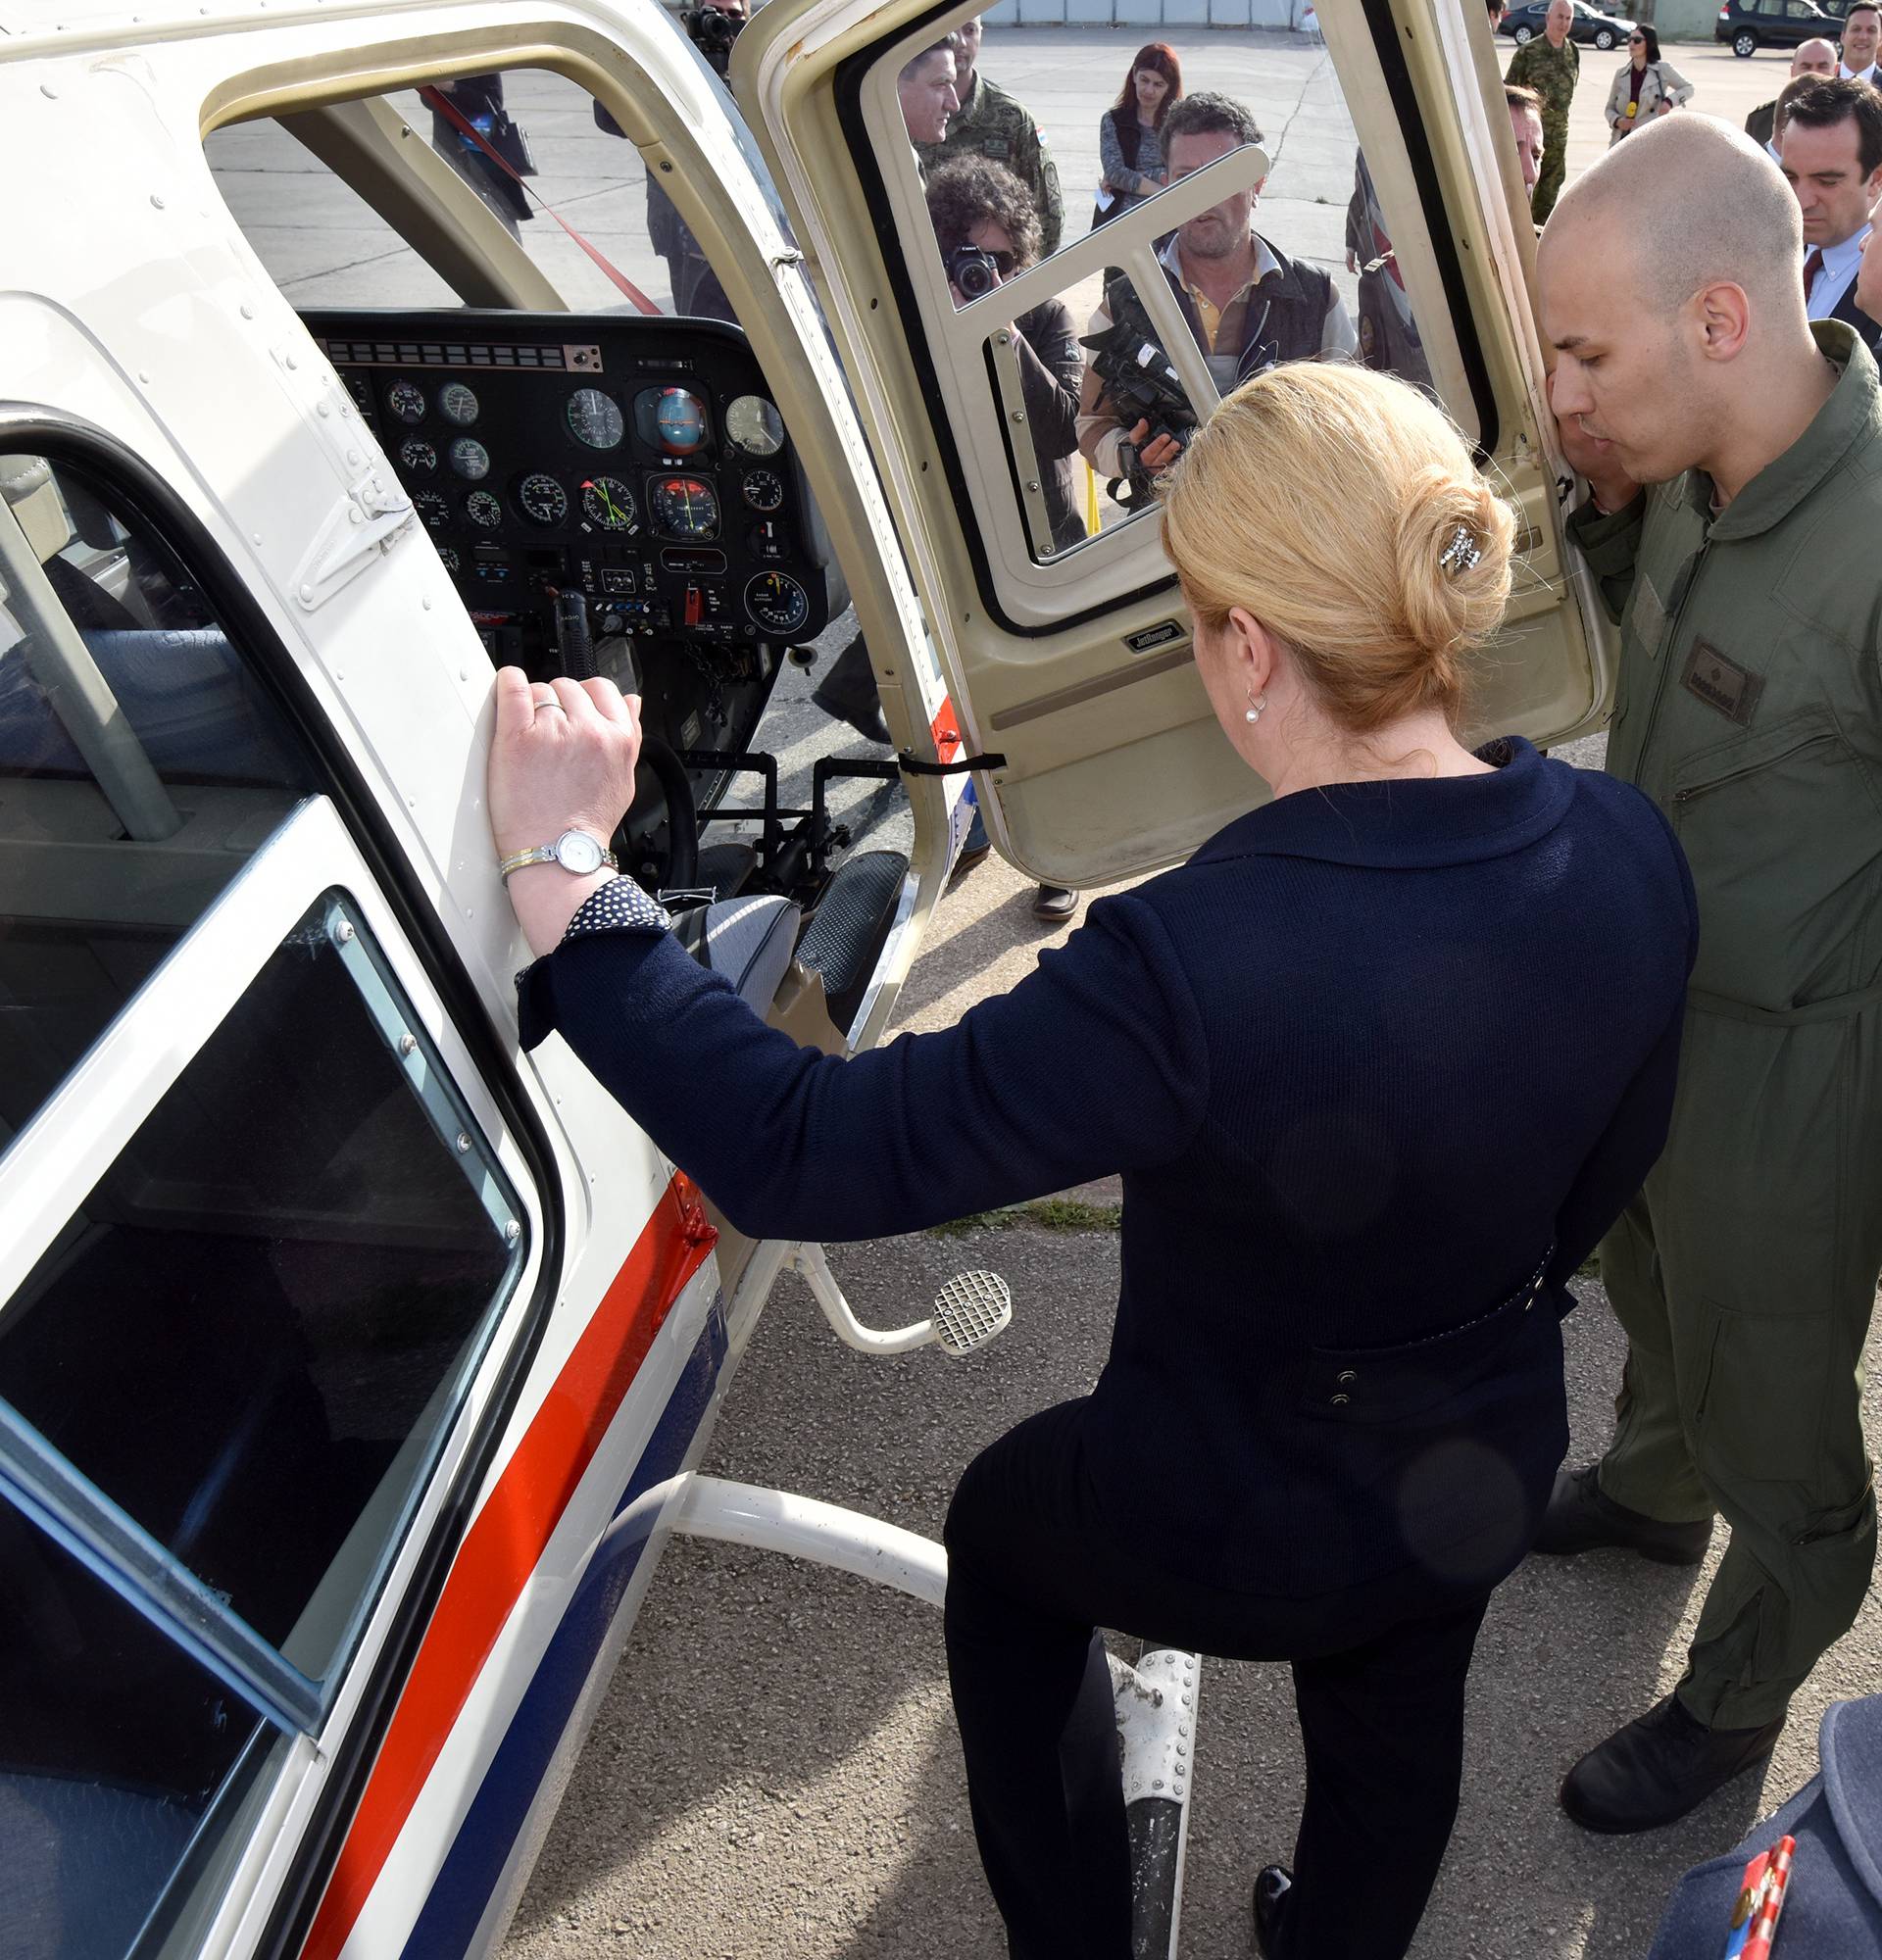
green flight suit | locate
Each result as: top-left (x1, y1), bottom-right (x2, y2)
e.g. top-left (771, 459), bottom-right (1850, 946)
top-left (1506, 32), bottom-right (1579, 223)
top-left (1566, 322), bottom-right (1882, 1730)
top-left (915, 71), bottom-right (1064, 257)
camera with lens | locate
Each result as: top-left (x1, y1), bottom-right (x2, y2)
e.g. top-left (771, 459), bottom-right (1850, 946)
top-left (945, 244), bottom-right (1005, 303)
top-left (681, 5), bottom-right (745, 74)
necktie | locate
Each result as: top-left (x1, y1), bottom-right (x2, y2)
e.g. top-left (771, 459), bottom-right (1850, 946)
top-left (1804, 248), bottom-right (1825, 305)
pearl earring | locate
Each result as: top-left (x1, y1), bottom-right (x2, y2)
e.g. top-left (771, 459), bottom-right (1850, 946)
top-left (1245, 689), bottom-right (1266, 724)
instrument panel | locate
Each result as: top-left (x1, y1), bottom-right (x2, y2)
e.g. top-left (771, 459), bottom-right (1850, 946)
top-left (303, 311), bottom-right (844, 670)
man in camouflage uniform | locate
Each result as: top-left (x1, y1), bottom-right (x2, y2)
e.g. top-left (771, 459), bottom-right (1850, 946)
top-left (1507, 0), bottom-right (1580, 222)
top-left (914, 17), bottom-right (1064, 256)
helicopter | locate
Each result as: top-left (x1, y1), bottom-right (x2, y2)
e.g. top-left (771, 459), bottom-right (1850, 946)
top-left (0, 0), bottom-right (1608, 1953)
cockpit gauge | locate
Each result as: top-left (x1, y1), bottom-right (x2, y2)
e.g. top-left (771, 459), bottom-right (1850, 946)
top-left (726, 394), bottom-right (784, 457)
top-left (518, 473), bottom-right (569, 526)
top-left (399, 437), bottom-right (438, 473)
top-left (651, 386), bottom-right (710, 455)
top-left (438, 546), bottom-right (462, 573)
top-left (438, 382), bottom-right (480, 426)
top-left (745, 571), bottom-right (810, 636)
top-left (740, 468), bottom-right (784, 513)
top-left (567, 386), bottom-right (625, 450)
top-left (581, 475), bottom-right (636, 530)
top-left (449, 437), bottom-right (491, 481)
top-left (465, 489), bottom-right (503, 528)
top-left (386, 380), bottom-right (426, 424)
top-left (414, 489), bottom-right (450, 530)
top-left (650, 475), bottom-right (719, 540)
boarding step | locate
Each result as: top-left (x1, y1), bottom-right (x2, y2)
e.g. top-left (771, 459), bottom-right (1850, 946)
top-left (789, 1244), bottom-right (1011, 1357)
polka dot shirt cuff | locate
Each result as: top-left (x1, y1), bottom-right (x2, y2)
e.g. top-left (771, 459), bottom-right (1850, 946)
top-left (561, 875), bottom-right (673, 943)
top-left (515, 876), bottom-right (671, 1050)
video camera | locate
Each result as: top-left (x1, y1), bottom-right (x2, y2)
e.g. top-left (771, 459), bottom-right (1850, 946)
top-left (1079, 285), bottom-right (1199, 512)
top-left (681, 3), bottom-right (745, 74)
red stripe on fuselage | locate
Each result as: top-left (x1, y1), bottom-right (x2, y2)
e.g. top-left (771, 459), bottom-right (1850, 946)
top-left (302, 1176), bottom-right (717, 1960)
top-left (930, 698), bottom-right (964, 766)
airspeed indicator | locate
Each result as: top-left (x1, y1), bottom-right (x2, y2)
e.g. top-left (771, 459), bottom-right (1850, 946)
top-left (581, 476), bottom-right (635, 530)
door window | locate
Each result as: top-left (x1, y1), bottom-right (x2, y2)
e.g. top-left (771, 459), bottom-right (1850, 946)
top-left (859, 16), bottom-right (1470, 606)
top-left (0, 444), bottom-right (535, 1955)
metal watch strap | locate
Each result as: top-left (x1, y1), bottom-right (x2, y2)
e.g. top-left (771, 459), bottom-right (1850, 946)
top-left (497, 832), bottom-right (619, 881)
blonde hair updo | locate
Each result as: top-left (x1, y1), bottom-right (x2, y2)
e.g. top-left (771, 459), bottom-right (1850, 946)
top-left (1159, 364), bottom-right (1514, 733)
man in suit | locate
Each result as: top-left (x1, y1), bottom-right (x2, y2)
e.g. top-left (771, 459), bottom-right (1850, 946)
top-left (1779, 75), bottom-right (1882, 349)
top-left (1839, 0), bottom-right (1881, 85)
top-left (1747, 39), bottom-right (1838, 158)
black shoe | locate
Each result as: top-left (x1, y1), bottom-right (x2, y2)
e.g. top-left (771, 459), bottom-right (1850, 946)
top-left (1560, 1694), bottom-right (1784, 1834)
top-left (1531, 1463), bottom-right (1712, 1565)
top-left (950, 808), bottom-right (991, 877)
top-left (811, 635), bottom-right (891, 747)
top-left (1033, 883), bottom-right (1078, 922)
top-left (1252, 1865), bottom-right (1293, 1958)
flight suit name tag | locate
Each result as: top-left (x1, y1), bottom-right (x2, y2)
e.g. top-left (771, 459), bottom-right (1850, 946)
top-left (1681, 638), bottom-right (1765, 727)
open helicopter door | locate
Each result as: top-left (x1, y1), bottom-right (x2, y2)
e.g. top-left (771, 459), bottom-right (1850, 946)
top-left (730, 0), bottom-right (1613, 888)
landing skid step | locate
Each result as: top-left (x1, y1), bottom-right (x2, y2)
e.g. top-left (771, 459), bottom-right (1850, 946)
top-left (790, 1243), bottom-right (1012, 1357)
top-left (666, 1479), bottom-right (1200, 1958)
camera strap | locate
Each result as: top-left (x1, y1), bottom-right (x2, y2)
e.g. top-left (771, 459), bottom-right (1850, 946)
top-left (421, 86), bottom-right (663, 317)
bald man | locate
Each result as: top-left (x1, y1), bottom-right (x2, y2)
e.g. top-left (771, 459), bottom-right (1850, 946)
top-left (1536, 113), bottom-right (1882, 1838)
top-left (1747, 38), bottom-right (1839, 160)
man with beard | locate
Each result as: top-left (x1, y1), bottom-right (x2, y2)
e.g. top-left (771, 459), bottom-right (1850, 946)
top-left (1076, 92), bottom-right (1356, 488)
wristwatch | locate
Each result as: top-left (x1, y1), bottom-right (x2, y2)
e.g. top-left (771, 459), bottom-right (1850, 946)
top-left (497, 829), bottom-right (619, 881)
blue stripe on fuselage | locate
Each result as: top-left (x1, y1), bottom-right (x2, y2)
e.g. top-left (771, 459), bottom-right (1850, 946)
top-left (397, 1294), bottom-right (728, 1960)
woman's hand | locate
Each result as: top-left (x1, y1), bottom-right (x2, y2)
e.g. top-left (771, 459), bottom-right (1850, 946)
top-left (489, 666), bottom-right (644, 955)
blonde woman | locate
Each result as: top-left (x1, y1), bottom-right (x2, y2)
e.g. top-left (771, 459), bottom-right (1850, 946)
top-left (1606, 26), bottom-right (1695, 145)
top-left (486, 366), bottom-right (1696, 1960)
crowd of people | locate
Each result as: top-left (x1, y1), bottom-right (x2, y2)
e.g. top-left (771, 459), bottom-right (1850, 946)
top-left (472, 19), bottom-right (1882, 1952)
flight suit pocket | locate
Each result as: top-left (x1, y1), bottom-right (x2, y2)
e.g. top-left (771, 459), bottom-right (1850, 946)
top-left (1668, 710), bottom-right (1874, 1005)
top-left (1692, 1298), bottom-right (1830, 1483)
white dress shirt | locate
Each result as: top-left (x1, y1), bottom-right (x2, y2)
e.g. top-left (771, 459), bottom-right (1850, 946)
top-left (1807, 223), bottom-right (1870, 318)
top-left (1839, 61), bottom-right (1879, 84)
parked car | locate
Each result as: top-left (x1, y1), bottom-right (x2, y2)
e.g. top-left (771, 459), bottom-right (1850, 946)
top-left (1715, 0), bottom-right (1842, 54)
top-left (1502, 0), bottom-right (1636, 48)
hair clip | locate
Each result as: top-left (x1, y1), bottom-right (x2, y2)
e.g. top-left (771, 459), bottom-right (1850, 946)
top-left (1439, 523), bottom-right (1482, 576)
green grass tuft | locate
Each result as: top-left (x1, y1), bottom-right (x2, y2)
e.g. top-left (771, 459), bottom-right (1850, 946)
top-left (929, 1198), bottom-right (1123, 1238)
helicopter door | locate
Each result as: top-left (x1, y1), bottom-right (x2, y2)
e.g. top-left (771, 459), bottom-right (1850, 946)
top-left (732, 0), bottom-right (1610, 887)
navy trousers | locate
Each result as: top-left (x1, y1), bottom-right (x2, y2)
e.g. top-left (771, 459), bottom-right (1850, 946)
top-left (942, 1400), bottom-right (1495, 1960)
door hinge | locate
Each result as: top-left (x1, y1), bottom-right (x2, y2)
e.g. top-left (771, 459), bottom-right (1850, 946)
top-left (290, 468), bottom-right (414, 612)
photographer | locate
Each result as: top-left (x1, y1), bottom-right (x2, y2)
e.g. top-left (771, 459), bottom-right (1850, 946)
top-left (929, 158), bottom-right (1084, 559)
top-left (1076, 92), bottom-right (1356, 501)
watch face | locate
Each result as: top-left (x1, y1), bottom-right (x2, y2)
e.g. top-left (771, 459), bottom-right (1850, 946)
top-left (556, 830), bottom-right (606, 875)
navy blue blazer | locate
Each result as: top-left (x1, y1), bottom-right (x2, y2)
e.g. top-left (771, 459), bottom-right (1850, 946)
top-left (520, 739), bottom-right (1698, 1595)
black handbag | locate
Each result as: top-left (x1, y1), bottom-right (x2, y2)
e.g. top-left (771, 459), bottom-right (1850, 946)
top-left (483, 108), bottom-right (538, 178)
